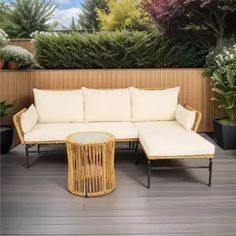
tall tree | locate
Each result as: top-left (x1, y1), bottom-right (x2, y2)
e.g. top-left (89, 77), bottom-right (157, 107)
top-left (97, 0), bottom-right (152, 31)
top-left (70, 17), bottom-right (77, 30)
top-left (143, 0), bottom-right (236, 49)
top-left (0, 0), bottom-right (10, 28)
top-left (78, 0), bottom-right (107, 31)
top-left (2, 0), bottom-right (56, 38)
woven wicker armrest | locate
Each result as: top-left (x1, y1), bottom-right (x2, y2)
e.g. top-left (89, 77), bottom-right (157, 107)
top-left (13, 108), bottom-right (27, 144)
top-left (184, 105), bottom-right (202, 132)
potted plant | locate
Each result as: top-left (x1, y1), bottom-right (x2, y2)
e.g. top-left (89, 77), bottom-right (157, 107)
top-left (212, 65), bottom-right (236, 149)
top-left (0, 100), bottom-right (15, 154)
top-left (0, 45), bottom-right (34, 70)
top-left (204, 42), bottom-right (236, 149)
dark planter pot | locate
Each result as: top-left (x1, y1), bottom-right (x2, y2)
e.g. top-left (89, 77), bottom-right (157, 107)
top-left (0, 125), bottom-right (13, 154)
top-left (213, 119), bottom-right (236, 150)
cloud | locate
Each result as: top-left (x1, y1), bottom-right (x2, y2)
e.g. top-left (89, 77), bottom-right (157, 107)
top-left (50, 7), bottom-right (82, 27)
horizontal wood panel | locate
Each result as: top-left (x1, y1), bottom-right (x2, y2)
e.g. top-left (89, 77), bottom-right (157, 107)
top-left (0, 68), bottom-right (221, 146)
top-left (9, 39), bottom-right (34, 54)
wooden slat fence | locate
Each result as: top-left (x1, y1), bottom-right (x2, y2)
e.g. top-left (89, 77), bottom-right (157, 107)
top-left (0, 69), bottom-right (221, 146)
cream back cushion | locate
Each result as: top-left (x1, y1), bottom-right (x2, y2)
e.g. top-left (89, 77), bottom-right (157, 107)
top-left (33, 89), bottom-right (84, 123)
top-left (21, 104), bottom-right (38, 133)
top-left (82, 88), bottom-right (131, 122)
top-left (175, 104), bottom-right (196, 130)
top-left (129, 87), bottom-right (180, 121)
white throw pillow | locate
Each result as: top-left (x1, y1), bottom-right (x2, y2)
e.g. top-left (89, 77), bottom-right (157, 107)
top-left (82, 87), bottom-right (131, 122)
top-left (175, 104), bottom-right (196, 130)
top-left (129, 87), bottom-right (180, 121)
top-left (21, 104), bottom-right (38, 133)
top-left (33, 89), bottom-right (84, 123)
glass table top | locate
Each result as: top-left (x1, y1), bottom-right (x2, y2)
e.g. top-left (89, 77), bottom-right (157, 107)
top-left (67, 132), bottom-right (113, 144)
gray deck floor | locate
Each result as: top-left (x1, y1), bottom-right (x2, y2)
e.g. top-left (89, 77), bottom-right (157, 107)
top-left (1, 134), bottom-right (236, 236)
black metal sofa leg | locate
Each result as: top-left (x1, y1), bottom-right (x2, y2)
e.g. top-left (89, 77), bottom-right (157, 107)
top-left (25, 144), bottom-right (30, 168)
top-left (208, 158), bottom-right (213, 187)
top-left (129, 141), bottom-right (131, 149)
top-left (147, 160), bottom-right (151, 189)
top-left (135, 142), bottom-right (140, 165)
top-left (135, 141), bottom-right (139, 152)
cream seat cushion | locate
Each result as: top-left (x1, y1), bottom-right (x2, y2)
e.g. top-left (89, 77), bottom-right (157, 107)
top-left (82, 88), bottom-right (131, 122)
top-left (24, 122), bottom-right (138, 142)
top-left (33, 89), bottom-right (84, 123)
top-left (129, 87), bottom-right (180, 121)
top-left (135, 121), bottom-right (215, 158)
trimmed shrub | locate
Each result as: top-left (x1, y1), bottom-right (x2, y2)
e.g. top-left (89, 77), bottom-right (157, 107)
top-left (35, 31), bottom-right (206, 69)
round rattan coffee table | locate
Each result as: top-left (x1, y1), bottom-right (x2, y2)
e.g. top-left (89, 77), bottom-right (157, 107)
top-left (66, 132), bottom-right (115, 197)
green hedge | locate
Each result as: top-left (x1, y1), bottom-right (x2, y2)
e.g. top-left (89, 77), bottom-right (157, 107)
top-left (35, 31), bottom-right (206, 69)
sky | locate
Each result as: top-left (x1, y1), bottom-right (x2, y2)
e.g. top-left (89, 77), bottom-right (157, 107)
top-left (51, 0), bottom-right (84, 27)
top-left (4, 0), bottom-right (84, 27)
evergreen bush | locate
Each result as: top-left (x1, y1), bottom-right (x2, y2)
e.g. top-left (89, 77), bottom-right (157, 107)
top-left (35, 31), bottom-right (206, 69)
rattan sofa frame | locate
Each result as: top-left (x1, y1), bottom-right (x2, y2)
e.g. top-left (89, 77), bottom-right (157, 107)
top-left (13, 108), bottom-right (139, 168)
top-left (13, 99), bottom-right (213, 188)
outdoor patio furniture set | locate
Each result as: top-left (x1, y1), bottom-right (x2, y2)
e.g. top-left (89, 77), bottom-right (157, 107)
top-left (13, 87), bottom-right (215, 196)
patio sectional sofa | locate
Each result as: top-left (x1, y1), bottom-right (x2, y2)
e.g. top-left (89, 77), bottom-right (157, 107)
top-left (13, 87), bottom-right (215, 188)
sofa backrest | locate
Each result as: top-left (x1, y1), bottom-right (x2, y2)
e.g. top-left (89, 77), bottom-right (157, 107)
top-left (33, 89), bottom-right (84, 123)
top-left (129, 87), bottom-right (180, 121)
top-left (33, 87), bottom-right (180, 123)
top-left (82, 87), bottom-right (131, 122)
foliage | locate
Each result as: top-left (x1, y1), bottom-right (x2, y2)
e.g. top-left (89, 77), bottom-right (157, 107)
top-left (0, 48), bottom-right (7, 61)
top-left (219, 118), bottom-right (236, 126)
top-left (1, 0), bottom-right (56, 38)
top-left (204, 39), bottom-right (236, 124)
top-left (143, 0), bottom-right (236, 50)
top-left (0, 45), bottom-right (34, 69)
top-left (212, 64), bottom-right (236, 124)
top-left (0, 0), bottom-right (9, 29)
top-left (0, 101), bottom-right (15, 119)
top-left (78, 0), bottom-right (107, 31)
top-left (0, 28), bottom-right (9, 48)
top-left (34, 31), bottom-right (206, 69)
top-left (204, 39), bottom-right (236, 76)
top-left (97, 0), bottom-right (153, 31)
top-left (30, 30), bottom-right (59, 40)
